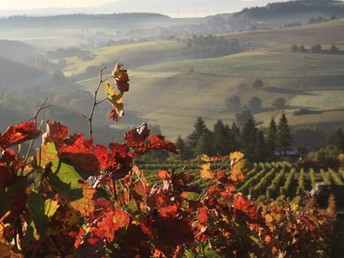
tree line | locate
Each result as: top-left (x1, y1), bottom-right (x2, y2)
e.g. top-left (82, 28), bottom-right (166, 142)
top-left (175, 113), bottom-right (292, 162)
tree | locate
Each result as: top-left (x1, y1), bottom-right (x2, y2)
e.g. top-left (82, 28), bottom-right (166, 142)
top-left (188, 117), bottom-right (207, 148)
top-left (175, 136), bottom-right (193, 160)
top-left (291, 44), bottom-right (299, 52)
top-left (267, 118), bottom-right (278, 156)
top-left (230, 122), bottom-right (241, 151)
top-left (213, 120), bottom-right (232, 155)
top-left (311, 44), bottom-right (322, 53)
top-left (241, 119), bottom-right (258, 160)
top-left (277, 113), bottom-right (292, 153)
top-left (194, 130), bottom-right (214, 156)
top-left (247, 97), bottom-right (262, 112)
top-left (329, 45), bottom-right (339, 54)
top-left (299, 45), bottom-right (306, 52)
top-left (252, 79), bottom-right (263, 89)
top-left (254, 131), bottom-right (269, 161)
top-left (225, 95), bottom-right (241, 112)
top-left (327, 128), bottom-right (344, 153)
top-left (272, 97), bottom-right (286, 110)
top-left (236, 110), bottom-right (255, 128)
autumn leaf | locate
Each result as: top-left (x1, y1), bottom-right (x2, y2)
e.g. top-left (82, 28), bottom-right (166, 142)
top-left (90, 208), bottom-right (130, 242)
top-left (233, 194), bottom-right (258, 221)
top-left (197, 207), bottom-right (208, 226)
top-left (42, 120), bottom-right (69, 145)
top-left (113, 63), bottom-right (130, 92)
top-left (147, 134), bottom-right (178, 154)
top-left (200, 163), bottom-right (214, 179)
top-left (229, 151), bottom-right (245, 169)
top-left (0, 121), bottom-right (40, 149)
top-left (157, 169), bottom-right (171, 181)
top-left (158, 203), bottom-right (179, 218)
top-left (230, 166), bottom-right (245, 183)
top-left (103, 82), bottom-right (115, 97)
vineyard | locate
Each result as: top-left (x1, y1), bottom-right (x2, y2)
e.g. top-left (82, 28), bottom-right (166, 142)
top-left (139, 160), bottom-right (344, 201)
top-left (0, 64), bottom-right (340, 257)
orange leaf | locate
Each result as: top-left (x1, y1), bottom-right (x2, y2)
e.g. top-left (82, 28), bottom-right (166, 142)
top-left (200, 163), bottom-right (214, 179)
top-left (157, 169), bottom-right (171, 180)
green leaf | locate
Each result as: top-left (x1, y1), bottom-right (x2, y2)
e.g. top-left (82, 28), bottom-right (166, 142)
top-left (44, 199), bottom-right (59, 218)
top-left (184, 249), bottom-right (196, 258)
top-left (27, 191), bottom-right (49, 236)
top-left (180, 191), bottom-right (199, 201)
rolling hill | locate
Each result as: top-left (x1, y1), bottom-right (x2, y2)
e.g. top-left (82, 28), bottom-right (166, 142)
top-left (65, 18), bottom-right (344, 140)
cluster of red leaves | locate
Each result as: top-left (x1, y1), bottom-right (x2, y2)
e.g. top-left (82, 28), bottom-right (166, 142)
top-left (0, 123), bottom-right (335, 256)
top-left (104, 63), bottom-right (130, 122)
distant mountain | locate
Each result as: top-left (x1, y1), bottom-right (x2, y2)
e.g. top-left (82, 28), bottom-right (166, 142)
top-left (0, 13), bottom-right (170, 29)
top-left (233, 0), bottom-right (344, 23)
top-left (0, 0), bottom-right (273, 18)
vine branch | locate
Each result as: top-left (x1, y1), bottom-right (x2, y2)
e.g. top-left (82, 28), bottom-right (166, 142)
top-left (84, 67), bottom-right (107, 139)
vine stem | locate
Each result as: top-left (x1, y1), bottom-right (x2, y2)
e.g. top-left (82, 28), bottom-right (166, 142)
top-left (87, 67), bottom-right (107, 139)
top-left (21, 98), bottom-right (51, 175)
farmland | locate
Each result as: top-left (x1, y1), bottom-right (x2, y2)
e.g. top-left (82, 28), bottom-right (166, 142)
top-left (61, 19), bottom-right (344, 140)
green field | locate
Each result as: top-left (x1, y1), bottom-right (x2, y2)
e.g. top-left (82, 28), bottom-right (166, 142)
top-left (68, 20), bottom-right (344, 140)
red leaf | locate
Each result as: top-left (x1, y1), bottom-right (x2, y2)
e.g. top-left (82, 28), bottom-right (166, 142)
top-left (124, 123), bottom-right (150, 149)
top-left (197, 207), bottom-right (208, 226)
top-left (157, 169), bottom-right (171, 181)
top-left (0, 122), bottom-right (40, 149)
top-left (43, 120), bottom-right (69, 144)
top-left (113, 63), bottom-right (130, 92)
top-left (147, 135), bottom-right (178, 154)
top-left (0, 150), bottom-right (20, 190)
top-left (233, 195), bottom-right (258, 221)
top-left (158, 203), bottom-right (179, 218)
top-left (58, 135), bottom-right (100, 174)
top-left (90, 208), bottom-right (130, 242)
top-left (108, 143), bottom-right (134, 179)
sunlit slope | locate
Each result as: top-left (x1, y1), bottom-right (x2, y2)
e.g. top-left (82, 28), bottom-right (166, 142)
top-left (74, 20), bottom-right (344, 139)
top-left (63, 40), bottom-right (186, 77)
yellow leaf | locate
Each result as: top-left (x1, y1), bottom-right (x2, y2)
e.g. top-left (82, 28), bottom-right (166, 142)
top-left (104, 82), bottom-right (115, 97)
top-left (200, 163), bottom-right (214, 179)
top-left (229, 151), bottom-right (245, 163)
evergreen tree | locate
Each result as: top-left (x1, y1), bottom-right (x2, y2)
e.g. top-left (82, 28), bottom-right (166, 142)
top-left (194, 130), bottom-right (214, 156)
top-left (267, 118), bottom-right (278, 155)
top-left (277, 113), bottom-right (292, 153)
top-left (230, 122), bottom-right (241, 151)
top-left (188, 117), bottom-right (207, 148)
top-left (175, 136), bottom-right (193, 160)
top-left (241, 119), bottom-right (258, 160)
top-left (327, 128), bottom-right (344, 152)
top-left (254, 131), bottom-right (269, 161)
top-left (213, 120), bottom-right (232, 155)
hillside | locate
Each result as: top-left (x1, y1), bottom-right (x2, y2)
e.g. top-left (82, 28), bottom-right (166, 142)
top-left (69, 19), bottom-right (344, 140)
top-left (0, 40), bottom-right (39, 63)
top-left (0, 13), bottom-right (170, 29)
top-left (204, 0), bottom-right (344, 30)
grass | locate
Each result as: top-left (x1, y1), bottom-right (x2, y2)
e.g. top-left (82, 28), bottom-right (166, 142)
top-left (63, 40), bottom-right (185, 76)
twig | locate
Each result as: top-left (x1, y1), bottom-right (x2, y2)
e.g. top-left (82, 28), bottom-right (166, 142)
top-left (29, 98), bottom-right (52, 123)
top-left (21, 99), bottom-right (51, 175)
top-left (86, 67), bottom-right (106, 138)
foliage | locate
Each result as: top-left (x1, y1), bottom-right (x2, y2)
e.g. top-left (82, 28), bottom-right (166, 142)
top-left (225, 95), bottom-right (242, 112)
top-left (0, 65), bottom-right (336, 257)
top-left (272, 97), bottom-right (286, 110)
top-left (277, 113), bottom-right (292, 152)
top-left (247, 96), bottom-right (262, 112)
top-left (252, 79), bottom-right (263, 89)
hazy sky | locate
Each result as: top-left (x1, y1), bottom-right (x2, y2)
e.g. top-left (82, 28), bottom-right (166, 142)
top-left (0, 0), bottom-right (278, 11)
top-left (0, 0), bottom-right (117, 10)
